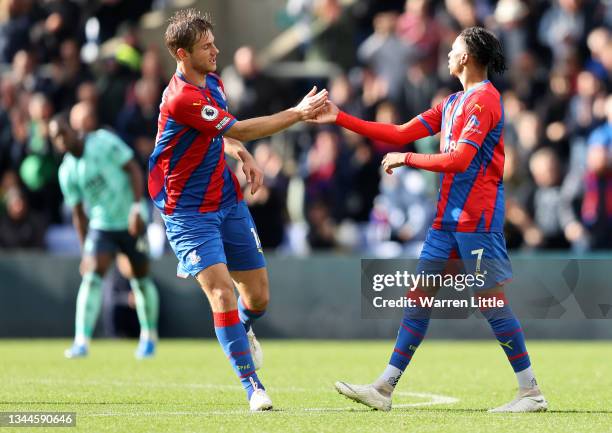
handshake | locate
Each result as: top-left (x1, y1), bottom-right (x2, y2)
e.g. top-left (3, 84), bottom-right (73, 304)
top-left (291, 86), bottom-right (340, 124)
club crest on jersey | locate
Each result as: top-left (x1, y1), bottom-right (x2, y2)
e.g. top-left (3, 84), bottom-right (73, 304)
top-left (201, 105), bottom-right (219, 121)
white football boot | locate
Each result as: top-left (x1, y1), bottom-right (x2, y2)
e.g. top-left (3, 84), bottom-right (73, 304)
top-left (489, 387), bottom-right (548, 413)
top-left (334, 381), bottom-right (392, 411)
top-left (249, 388), bottom-right (273, 411)
top-left (247, 328), bottom-right (263, 370)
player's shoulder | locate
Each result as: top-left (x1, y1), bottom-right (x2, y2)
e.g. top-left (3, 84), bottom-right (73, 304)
top-left (58, 154), bottom-right (76, 179)
top-left (166, 78), bottom-right (203, 110)
top-left (465, 83), bottom-right (501, 113)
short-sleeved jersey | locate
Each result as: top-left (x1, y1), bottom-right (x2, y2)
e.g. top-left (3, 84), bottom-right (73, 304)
top-left (417, 80), bottom-right (505, 232)
top-left (148, 72), bottom-right (242, 215)
top-left (58, 129), bottom-right (135, 230)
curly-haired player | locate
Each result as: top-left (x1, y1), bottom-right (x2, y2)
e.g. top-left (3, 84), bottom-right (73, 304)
top-left (311, 27), bottom-right (548, 413)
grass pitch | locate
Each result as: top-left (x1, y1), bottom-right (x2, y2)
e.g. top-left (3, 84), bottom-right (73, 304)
top-left (0, 340), bottom-right (610, 433)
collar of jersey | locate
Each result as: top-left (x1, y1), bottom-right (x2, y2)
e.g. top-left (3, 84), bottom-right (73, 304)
top-left (176, 70), bottom-right (207, 89)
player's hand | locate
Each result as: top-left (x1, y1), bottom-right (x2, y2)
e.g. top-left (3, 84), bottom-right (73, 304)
top-left (241, 154), bottom-right (264, 195)
top-left (292, 86), bottom-right (329, 120)
top-left (128, 205), bottom-right (146, 237)
top-left (382, 152), bottom-right (407, 174)
top-left (306, 101), bottom-right (340, 124)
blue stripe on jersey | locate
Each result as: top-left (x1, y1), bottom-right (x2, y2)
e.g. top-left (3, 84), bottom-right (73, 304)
top-left (440, 117), bottom-right (504, 231)
top-left (150, 117), bottom-right (183, 165)
top-left (206, 74), bottom-right (229, 110)
top-left (417, 115), bottom-right (434, 136)
top-left (175, 135), bottom-right (224, 211)
top-left (490, 180), bottom-right (505, 231)
top-left (168, 128), bottom-right (199, 174)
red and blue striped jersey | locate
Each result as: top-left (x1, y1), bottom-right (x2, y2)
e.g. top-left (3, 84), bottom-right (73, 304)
top-left (418, 80), bottom-right (505, 232)
top-left (148, 72), bottom-right (242, 215)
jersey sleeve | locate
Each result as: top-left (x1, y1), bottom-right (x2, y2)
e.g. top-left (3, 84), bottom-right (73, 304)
top-left (170, 87), bottom-right (236, 135)
top-left (457, 96), bottom-right (495, 150)
top-left (58, 163), bottom-right (82, 207)
top-left (99, 130), bottom-right (134, 166)
top-left (417, 101), bottom-right (443, 135)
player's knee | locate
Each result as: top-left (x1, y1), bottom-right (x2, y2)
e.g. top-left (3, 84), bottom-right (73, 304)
top-left (206, 285), bottom-right (235, 310)
top-left (247, 291), bottom-right (269, 311)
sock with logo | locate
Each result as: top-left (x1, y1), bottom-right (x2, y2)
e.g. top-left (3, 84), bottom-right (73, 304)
top-left (130, 276), bottom-right (160, 340)
top-left (237, 296), bottom-right (266, 332)
top-left (478, 293), bottom-right (536, 389)
top-left (213, 310), bottom-right (264, 399)
top-left (374, 289), bottom-right (433, 394)
top-left (74, 272), bottom-right (103, 346)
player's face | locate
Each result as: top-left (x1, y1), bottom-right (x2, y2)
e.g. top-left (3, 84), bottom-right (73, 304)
top-left (447, 36), bottom-right (468, 77)
top-left (187, 31), bottom-right (219, 75)
top-left (49, 120), bottom-right (77, 154)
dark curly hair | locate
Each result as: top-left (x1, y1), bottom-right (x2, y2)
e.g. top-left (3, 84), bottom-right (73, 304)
top-left (459, 27), bottom-right (506, 75)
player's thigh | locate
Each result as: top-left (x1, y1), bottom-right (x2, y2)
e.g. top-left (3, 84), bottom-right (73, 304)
top-left (453, 231), bottom-right (513, 291)
top-left (115, 231), bottom-right (150, 279)
top-left (195, 262), bottom-right (237, 312)
top-left (416, 228), bottom-right (459, 295)
top-left (220, 201), bottom-right (266, 273)
top-left (231, 267), bottom-right (270, 311)
top-left (81, 229), bottom-right (117, 275)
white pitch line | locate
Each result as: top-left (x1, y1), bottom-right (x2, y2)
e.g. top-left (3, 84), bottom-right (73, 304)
top-left (13, 379), bottom-right (459, 415)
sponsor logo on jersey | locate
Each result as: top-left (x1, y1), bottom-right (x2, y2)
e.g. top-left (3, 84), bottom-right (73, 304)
top-left (201, 105), bottom-right (219, 121)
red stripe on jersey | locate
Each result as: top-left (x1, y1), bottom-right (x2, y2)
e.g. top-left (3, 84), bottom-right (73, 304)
top-left (199, 140), bottom-right (226, 212)
top-left (231, 170), bottom-right (243, 202)
top-left (164, 134), bottom-right (210, 215)
top-left (149, 127), bottom-right (189, 200)
top-left (432, 173), bottom-right (456, 229)
top-left (456, 141), bottom-right (505, 231)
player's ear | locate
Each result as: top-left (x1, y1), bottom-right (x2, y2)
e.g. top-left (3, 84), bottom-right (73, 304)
top-left (176, 48), bottom-right (187, 62)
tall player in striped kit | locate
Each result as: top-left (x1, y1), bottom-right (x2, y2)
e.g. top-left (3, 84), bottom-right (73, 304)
top-left (311, 27), bottom-right (547, 413)
top-left (149, 9), bottom-right (327, 411)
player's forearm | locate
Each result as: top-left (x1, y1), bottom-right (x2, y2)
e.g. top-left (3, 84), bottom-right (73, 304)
top-left (223, 137), bottom-right (251, 162)
top-left (404, 142), bottom-right (477, 173)
top-left (225, 109), bottom-right (301, 142)
top-left (336, 112), bottom-right (430, 146)
top-left (72, 208), bottom-right (88, 247)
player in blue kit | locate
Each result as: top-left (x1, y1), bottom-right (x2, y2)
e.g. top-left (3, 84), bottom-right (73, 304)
top-left (312, 27), bottom-right (547, 413)
top-left (149, 9), bottom-right (327, 411)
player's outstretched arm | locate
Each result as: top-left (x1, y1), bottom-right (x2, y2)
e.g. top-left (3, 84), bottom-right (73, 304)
top-left (224, 137), bottom-right (263, 195)
top-left (224, 86), bottom-right (328, 142)
top-left (382, 142), bottom-right (478, 174)
top-left (309, 101), bottom-right (432, 146)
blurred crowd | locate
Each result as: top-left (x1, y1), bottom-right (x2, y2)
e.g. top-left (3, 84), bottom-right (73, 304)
top-left (0, 0), bottom-right (610, 256)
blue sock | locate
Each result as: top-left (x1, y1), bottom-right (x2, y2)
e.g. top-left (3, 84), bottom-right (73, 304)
top-left (479, 294), bottom-right (531, 372)
top-left (213, 310), bottom-right (264, 399)
top-left (389, 289), bottom-right (433, 371)
top-left (237, 296), bottom-right (266, 332)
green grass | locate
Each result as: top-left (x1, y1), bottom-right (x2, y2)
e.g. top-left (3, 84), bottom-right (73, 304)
top-left (0, 340), bottom-right (611, 433)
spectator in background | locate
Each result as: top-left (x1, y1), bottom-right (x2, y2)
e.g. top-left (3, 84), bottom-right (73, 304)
top-left (357, 11), bottom-right (413, 107)
top-left (49, 38), bottom-right (93, 111)
top-left (0, 186), bottom-right (47, 249)
top-left (561, 95), bottom-right (612, 250)
top-left (242, 142), bottom-right (288, 249)
top-left (525, 148), bottom-right (569, 249)
top-left (396, 0), bottom-right (440, 73)
top-left (221, 46), bottom-right (283, 121)
top-left (0, 0), bottom-right (34, 63)
top-left (116, 78), bottom-right (160, 169)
